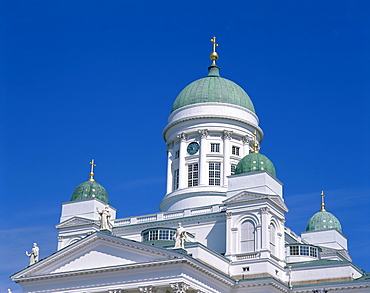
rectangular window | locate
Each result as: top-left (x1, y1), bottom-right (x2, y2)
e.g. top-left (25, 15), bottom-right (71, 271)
top-left (232, 146), bottom-right (240, 156)
top-left (309, 247), bottom-right (318, 257)
top-left (231, 164), bottom-right (237, 175)
top-left (210, 143), bottom-right (220, 152)
top-left (188, 163), bottom-right (199, 187)
top-left (290, 246), bottom-right (299, 255)
top-left (174, 150), bottom-right (180, 159)
top-left (300, 246), bottom-right (309, 256)
top-left (209, 162), bottom-right (221, 185)
top-left (173, 169), bottom-right (179, 190)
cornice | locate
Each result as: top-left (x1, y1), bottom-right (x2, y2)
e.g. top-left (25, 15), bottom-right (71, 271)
top-left (13, 233), bottom-right (178, 279)
top-left (163, 114), bottom-right (263, 142)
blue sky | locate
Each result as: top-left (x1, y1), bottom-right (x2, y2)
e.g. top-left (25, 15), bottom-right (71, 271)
top-left (1, 1), bottom-right (369, 292)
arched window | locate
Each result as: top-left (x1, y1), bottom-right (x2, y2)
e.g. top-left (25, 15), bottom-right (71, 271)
top-left (241, 220), bottom-right (255, 252)
top-left (270, 224), bottom-right (276, 255)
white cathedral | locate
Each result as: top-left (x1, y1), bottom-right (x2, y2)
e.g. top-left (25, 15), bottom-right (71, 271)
top-left (11, 38), bottom-right (370, 293)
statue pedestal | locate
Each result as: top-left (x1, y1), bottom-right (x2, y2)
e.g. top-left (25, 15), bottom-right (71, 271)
top-left (99, 229), bottom-right (113, 235)
top-left (172, 248), bottom-right (187, 255)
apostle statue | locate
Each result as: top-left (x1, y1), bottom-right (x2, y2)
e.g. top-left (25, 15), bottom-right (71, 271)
top-left (173, 223), bottom-right (187, 249)
top-left (96, 205), bottom-right (112, 231)
top-left (25, 243), bottom-right (39, 265)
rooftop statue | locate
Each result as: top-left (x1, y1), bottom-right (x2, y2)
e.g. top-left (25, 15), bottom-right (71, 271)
top-left (97, 205), bottom-right (112, 231)
top-left (25, 243), bottom-right (39, 266)
top-left (173, 223), bottom-right (187, 249)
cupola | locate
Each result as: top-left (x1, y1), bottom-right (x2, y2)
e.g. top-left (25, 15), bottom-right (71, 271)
top-left (70, 159), bottom-right (109, 204)
top-left (306, 191), bottom-right (342, 233)
top-left (234, 131), bottom-right (276, 177)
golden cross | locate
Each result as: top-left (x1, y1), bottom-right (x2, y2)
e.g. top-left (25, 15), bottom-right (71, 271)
top-left (89, 159), bottom-right (96, 181)
top-left (320, 190), bottom-right (326, 211)
top-left (252, 130), bottom-right (259, 153)
top-left (210, 37), bottom-right (218, 52)
top-left (210, 37), bottom-right (219, 65)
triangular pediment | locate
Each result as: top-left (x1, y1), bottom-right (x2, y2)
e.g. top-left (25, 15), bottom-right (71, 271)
top-left (12, 232), bottom-right (182, 279)
top-left (224, 191), bottom-right (288, 212)
top-left (56, 216), bottom-right (96, 229)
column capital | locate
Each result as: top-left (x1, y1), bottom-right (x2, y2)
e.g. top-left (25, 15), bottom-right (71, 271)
top-left (226, 211), bottom-right (233, 219)
top-left (177, 132), bottom-right (187, 142)
top-left (198, 129), bottom-right (208, 139)
top-left (166, 141), bottom-right (174, 149)
top-left (223, 130), bottom-right (233, 140)
top-left (261, 207), bottom-right (270, 214)
top-left (242, 135), bottom-right (252, 145)
top-left (170, 282), bottom-right (190, 293)
top-left (139, 285), bottom-right (155, 293)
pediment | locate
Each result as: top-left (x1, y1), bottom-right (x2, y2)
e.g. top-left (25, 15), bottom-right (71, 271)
top-left (13, 232), bottom-right (182, 280)
top-left (56, 216), bottom-right (96, 229)
top-left (224, 191), bottom-right (288, 212)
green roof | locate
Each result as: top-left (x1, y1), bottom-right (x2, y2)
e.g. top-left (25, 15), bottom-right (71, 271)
top-left (171, 66), bottom-right (255, 113)
top-left (71, 179), bottom-right (109, 204)
top-left (235, 152), bottom-right (276, 177)
top-left (306, 210), bottom-right (342, 233)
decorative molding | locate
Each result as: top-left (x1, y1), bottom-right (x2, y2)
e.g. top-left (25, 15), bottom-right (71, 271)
top-left (198, 129), bottom-right (208, 139)
top-left (139, 285), bottom-right (155, 293)
top-left (242, 135), bottom-right (251, 145)
top-left (223, 130), bottom-right (233, 140)
top-left (231, 227), bottom-right (238, 231)
top-left (108, 290), bottom-right (123, 293)
top-left (261, 207), bottom-right (270, 214)
top-left (177, 132), bottom-right (187, 142)
top-left (226, 211), bottom-right (233, 219)
top-left (170, 282), bottom-right (190, 293)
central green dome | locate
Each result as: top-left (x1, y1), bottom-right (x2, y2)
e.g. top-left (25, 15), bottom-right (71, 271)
top-left (71, 179), bottom-right (109, 204)
top-left (235, 152), bottom-right (276, 177)
top-left (172, 66), bottom-right (255, 113)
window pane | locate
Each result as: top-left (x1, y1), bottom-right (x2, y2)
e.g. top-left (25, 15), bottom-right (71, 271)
top-left (209, 162), bottom-right (221, 185)
top-left (188, 163), bottom-right (199, 187)
top-left (241, 221), bottom-right (255, 252)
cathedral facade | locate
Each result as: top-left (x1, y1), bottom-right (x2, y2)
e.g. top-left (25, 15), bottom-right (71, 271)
top-left (11, 39), bottom-right (370, 293)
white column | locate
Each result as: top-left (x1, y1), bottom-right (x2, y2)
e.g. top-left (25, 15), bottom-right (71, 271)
top-left (177, 133), bottom-right (187, 189)
top-left (198, 129), bottom-right (208, 186)
top-left (223, 130), bottom-right (232, 186)
top-left (225, 211), bottom-right (233, 256)
top-left (166, 141), bottom-right (173, 194)
top-left (256, 224), bottom-right (262, 251)
top-left (242, 135), bottom-right (251, 157)
top-left (260, 207), bottom-right (270, 255)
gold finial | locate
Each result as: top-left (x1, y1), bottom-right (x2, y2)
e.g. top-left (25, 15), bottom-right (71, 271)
top-left (252, 130), bottom-right (259, 153)
top-left (320, 190), bottom-right (326, 211)
top-left (89, 159), bottom-right (96, 181)
top-left (210, 37), bottom-right (219, 66)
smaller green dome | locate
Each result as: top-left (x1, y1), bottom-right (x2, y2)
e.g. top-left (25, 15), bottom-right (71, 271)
top-left (235, 152), bottom-right (276, 177)
top-left (306, 210), bottom-right (342, 233)
top-left (71, 179), bottom-right (109, 204)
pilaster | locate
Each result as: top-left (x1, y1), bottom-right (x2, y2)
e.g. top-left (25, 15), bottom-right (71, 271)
top-left (166, 141), bottom-right (174, 194)
top-left (242, 135), bottom-right (251, 157)
top-left (260, 207), bottom-right (270, 257)
top-left (223, 130), bottom-right (232, 186)
top-left (198, 129), bottom-right (208, 186)
top-left (177, 133), bottom-right (187, 189)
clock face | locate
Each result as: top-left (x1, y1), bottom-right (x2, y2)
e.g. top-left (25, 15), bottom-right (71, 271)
top-left (187, 142), bottom-right (200, 155)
